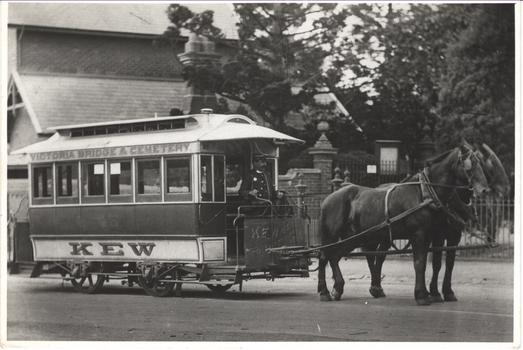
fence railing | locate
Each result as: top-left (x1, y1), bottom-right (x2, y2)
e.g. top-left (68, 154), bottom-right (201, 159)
top-left (334, 160), bottom-right (410, 187)
top-left (290, 192), bottom-right (514, 260)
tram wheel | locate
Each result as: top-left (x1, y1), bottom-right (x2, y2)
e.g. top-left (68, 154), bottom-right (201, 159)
top-left (206, 284), bottom-right (233, 293)
top-left (138, 277), bottom-right (174, 297)
top-left (70, 274), bottom-right (105, 294)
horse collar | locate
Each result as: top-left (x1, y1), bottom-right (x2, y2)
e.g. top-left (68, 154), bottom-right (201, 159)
top-left (420, 168), bottom-right (444, 210)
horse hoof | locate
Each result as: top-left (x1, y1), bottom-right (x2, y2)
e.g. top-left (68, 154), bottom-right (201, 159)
top-left (320, 294), bottom-right (332, 302)
top-left (415, 297), bottom-right (431, 306)
top-left (369, 286), bottom-right (386, 298)
top-left (331, 291), bottom-right (342, 301)
top-left (444, 293), bottom-right (458, 302)
top-left (429, 294), bottom-right (444, 303)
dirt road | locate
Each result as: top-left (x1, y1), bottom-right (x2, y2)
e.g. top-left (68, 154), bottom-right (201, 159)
top-left (5, 258), bottom-right (515, 343)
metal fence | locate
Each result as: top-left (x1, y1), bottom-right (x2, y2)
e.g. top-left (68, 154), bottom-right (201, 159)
top-left (461, 197), bottom-right (513, 259)
top-left (291, 192), bottom-right (514, 260)
top-left (334, 160), bottom-right (410, 187)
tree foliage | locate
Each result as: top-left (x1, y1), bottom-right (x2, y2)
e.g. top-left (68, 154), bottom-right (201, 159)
top-left (335, 4), bottom-right (473, 155)
top-left (436, 4), bottom-right (515, 176)
top-left (163, 3), bottom-right (349, 132)
top-left (162, 4), bottom-right (515, 177)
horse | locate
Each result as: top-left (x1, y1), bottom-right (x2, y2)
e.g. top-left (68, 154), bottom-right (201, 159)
top-left (428, 143), bottom-right (510, 302)
top-left (365, 143), bottom-right (509, 302)
top-left (365, 143), bottom-right (481, 300)
top-left (317, 143), bottom-right (490, 305)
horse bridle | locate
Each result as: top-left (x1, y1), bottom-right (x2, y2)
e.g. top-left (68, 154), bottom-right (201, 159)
top-left (458, 144), bottom-right (483, 189)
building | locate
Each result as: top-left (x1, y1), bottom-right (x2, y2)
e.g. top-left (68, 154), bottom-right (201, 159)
top-left (7, 3), bottom-right (351, 162)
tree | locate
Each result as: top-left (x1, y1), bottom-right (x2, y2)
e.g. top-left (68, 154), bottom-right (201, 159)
top-left (162, 3), bottom-right (349, 133)
top-left (436, 4), bottom-right (515, 176)
top-left (335, 4), bottom-right (472, 156)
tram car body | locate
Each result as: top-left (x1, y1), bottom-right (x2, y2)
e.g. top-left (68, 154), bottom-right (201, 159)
top-left (16, 110), bottom-right (311, 295)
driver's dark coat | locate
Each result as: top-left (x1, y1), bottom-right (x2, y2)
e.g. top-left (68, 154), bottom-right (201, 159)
top-left (239, 169), bottom-right (276, 202)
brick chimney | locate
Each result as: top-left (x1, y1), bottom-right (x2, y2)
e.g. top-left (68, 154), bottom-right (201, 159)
top-left (177, 33), bottom-right (221, 114)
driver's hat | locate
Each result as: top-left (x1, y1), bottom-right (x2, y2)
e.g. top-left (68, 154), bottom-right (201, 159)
top-left (253, 154), bottom-right (267, 161)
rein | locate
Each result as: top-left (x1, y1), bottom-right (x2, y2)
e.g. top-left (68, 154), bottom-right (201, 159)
top-left (285, 170), bottom-right (474, 255)
top-left (301, 198), bottom-right (435, 254)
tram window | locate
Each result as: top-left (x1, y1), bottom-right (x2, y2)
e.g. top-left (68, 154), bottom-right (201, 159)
top-left (109, 160), bottom-right (132, 203)
top-left (226, 158), bottom-right (244, 195)
top-left (201, 155), bottom-right (213, 202)
top-left (145, 122), bottom-right (158, 131)
top-left (136, 159), bottom-right (161, 202)
top-left (56, 163), bottom-right (78, 204)
top-left (107, 125), bottom-right (119, 134)
top-left (32, 165), bottom-right (53, 205)
top-left (94, 127), bottom-right (107, 135)
top-left (71, 129), bottom-right (82, 137)
top-left (83, 127), bottom-right (95, 136)
top-left (165, 157), bottom-right (192, 201)
top-left (214, 155), bottom-right (225, 202)
top-left (227, 118), bottom-right (250, 124)
top-left (132, 123), bottom-right (145, 132)
top-left (82, 162), bottom-right (105, 203)
top-left (118, 125), bottom-right (131, 133)
top-left (158, 121), bottom-right (172, 130)
top-left (200, 155), bottom-right (225, 202)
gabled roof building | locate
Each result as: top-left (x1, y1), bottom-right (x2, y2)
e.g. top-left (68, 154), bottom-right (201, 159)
top-left (7, 3), bottom-right (350, 166)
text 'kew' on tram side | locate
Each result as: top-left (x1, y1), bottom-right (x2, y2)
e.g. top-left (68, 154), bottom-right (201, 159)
top-left (69, 242), bottom-right (156, 256)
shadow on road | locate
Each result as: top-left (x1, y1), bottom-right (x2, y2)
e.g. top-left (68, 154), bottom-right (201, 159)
top-left (22, 279), bottom-right (311, 300)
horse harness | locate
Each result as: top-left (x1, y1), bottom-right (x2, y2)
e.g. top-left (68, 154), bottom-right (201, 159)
top-left (304, 168), bottom-right (475, 254)
top-left (384, 166), bottom-right (476, 241)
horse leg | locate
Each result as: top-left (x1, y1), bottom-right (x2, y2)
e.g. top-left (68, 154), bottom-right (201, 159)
top-left (317, 253), bottom-right (332, 301)
top-left (329, 255), bottom-right (345, 301)
top-left (412, 231), bottom-right (431, 306)
top-left (365, 243), bottom-right (379, 297)
top-left (443, 230), bottom-right (461, 302)
top-left (429, 234), bottom-right (444, 303)
top-left (366, 241), bottom-right (389, 298)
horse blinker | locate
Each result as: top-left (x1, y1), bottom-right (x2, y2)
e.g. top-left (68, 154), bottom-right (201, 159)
top-left (464, 158), bottom-right (472, 171)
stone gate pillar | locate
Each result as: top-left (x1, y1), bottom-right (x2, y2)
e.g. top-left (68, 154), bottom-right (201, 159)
top-left (177, 33), bottom-right (221, 113)
top-left (308, 121), bottom-right (337, 193)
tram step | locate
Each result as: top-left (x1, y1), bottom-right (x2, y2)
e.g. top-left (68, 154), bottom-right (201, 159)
top-left (206, 267), bottom-right (239, 275)
top-left (208, 274), bottom-right (237, 280)
top-left (179, 265), bottom-right (238, 275)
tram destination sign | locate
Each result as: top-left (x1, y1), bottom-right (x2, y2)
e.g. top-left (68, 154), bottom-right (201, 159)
top-left (30, 142), bottom-right (195, 162)
top-left (31, 237), bottom-right (226, 263)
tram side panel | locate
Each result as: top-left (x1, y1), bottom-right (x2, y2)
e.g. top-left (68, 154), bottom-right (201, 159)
top-left (243, 215), bottom-right (310, 274)
top-left (29, 203), bottom-right (227, 264)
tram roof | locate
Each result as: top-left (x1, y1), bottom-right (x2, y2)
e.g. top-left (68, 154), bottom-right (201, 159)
top-left (13, 113), bottom-right (303, 156)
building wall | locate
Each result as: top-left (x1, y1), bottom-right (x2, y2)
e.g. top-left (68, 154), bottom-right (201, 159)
top-left (8, 28), bottom-right (18, 77)
top-left (278, 168), bottom-right (323, 196)
top-left (18, 29), bottom-right (184, 78)
top-left (8, 108), bottom-right (47, 152)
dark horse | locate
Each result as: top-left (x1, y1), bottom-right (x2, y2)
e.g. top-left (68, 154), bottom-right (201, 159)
top-left (428, 143), bottom-right (510, 302)
top-left (317, 144), bottom-right (490, 305)
top-left (365, 143), bottom-right (506, 302)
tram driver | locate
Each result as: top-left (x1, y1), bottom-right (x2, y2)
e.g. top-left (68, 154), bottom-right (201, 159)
top-left (239, 154), bottom-right (285, 214)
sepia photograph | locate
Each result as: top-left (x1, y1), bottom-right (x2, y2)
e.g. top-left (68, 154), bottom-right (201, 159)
top-left (0, 1), bottom-right (519, 348)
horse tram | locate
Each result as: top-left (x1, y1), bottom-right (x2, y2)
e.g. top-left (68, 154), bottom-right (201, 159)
top-left (16, 108), bottom-right (509, 304)
top-left (16, 109), bottom-right (312, 297)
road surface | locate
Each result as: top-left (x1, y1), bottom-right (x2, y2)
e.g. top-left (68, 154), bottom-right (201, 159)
top-left (5, 258), bottom-right (515, 343)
